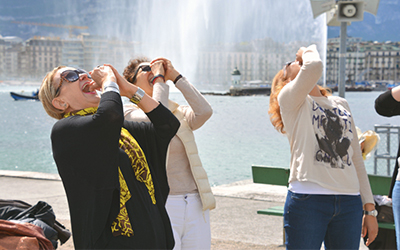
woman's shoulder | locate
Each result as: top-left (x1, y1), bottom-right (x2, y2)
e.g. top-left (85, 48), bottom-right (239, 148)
top-left (327, 95), bottom-right (348, 104)
top-left (326, 95), bottom-right (352, 111)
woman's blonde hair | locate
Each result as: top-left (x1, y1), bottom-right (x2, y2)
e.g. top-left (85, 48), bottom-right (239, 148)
top-left (268, 69), bottom-right (331, 134)
top-left (39, 66), bottom-right (66, 120)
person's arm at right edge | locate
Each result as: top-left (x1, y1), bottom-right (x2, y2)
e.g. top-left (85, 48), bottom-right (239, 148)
top-left (375, 85), bottom-right (400, 117)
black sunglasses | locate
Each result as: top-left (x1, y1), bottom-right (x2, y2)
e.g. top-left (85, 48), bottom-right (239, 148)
top-left (55, 69), bottom-right (91, 97)
top-left (283, 61), bottom-right (294, 78)
top-left (131, 64), bottom-right (152, 83)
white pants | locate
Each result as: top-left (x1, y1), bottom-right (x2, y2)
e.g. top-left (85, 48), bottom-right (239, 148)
top-left (165, 193), bottom-right (211, 250)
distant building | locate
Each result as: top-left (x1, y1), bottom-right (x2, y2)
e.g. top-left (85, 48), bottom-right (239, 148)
top-left (25, 36), bottom-right (62, 78)
top-left (364, 43), bottom-right (400, 83)
top-left (0, 36), bottom-right (26, 78)
top-left (62, 38), bottom-right (84, 69)
top-left (1, 34), bottom-right (400, 87)
top-left (0, 39), bottom-right (6, 77)
top-left (326, 37), bottom-right (400, 86)
top-left (0, 34), bottom-right (135, 79)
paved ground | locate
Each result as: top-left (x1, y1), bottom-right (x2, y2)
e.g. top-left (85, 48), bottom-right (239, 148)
top-left (0, 170), bottom-right (368, 249)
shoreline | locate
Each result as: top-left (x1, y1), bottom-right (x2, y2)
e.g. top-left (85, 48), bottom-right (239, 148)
top-left (0, 169), bottom-right (286, 201)
top-left (0, 80), bottom-right (41, 86)
top-left (0, 169), bottom-right (60, 181)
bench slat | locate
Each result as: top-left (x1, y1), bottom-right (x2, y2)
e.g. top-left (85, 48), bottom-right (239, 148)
top-left (378, 222), bottom-right (396, 230)
top-left (252, 165), bottom-right (392, 196)
top-left (257, 206), bottom-right (284, 216)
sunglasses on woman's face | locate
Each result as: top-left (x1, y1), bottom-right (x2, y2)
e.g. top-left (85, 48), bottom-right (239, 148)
top-left (283, 61), bottom-right (294, 78)
top-left (131, 64), bottom-right (152, 83)
top-left (55, 69), bottom-right (91, 97)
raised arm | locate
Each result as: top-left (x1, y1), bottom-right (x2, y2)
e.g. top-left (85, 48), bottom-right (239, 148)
top-left (174, 76), bottom-right (212, 130)
top-left (278, 44), bottom-right (323, 110)
top-left (104, 64), bottom-right (159, 113)
top-left (375, 85), bottom-right (400, 117)
top-left (152, 57), bottom-right (212, 130)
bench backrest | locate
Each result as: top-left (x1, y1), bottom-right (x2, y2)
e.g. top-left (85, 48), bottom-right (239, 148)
top-left (368, 174), bottom-right (391, 195)
top-left (252, 165), bottom-right (392, 196)
top-left (252, 165), bottom-right (289, 186)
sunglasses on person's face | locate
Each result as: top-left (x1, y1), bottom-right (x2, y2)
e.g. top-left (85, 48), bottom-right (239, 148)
top-left (283, 61), bottom-right (294, 78)
top-left (55, 69), bottom-right (91, 97)
top-left (131, 64), bottom-right (152, 83)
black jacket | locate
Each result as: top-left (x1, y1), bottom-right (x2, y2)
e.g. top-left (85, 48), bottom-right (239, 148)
top-left (374, 89), bottom-right (400, 198)
top-left (51, 92), bottom-right (179, 249)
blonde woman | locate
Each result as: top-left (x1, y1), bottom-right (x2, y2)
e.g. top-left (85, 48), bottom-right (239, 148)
top-left (39, 65), bottom-right (179, 249)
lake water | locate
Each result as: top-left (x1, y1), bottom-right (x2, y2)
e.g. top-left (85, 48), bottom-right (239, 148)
top-left (1, 83), bottom-right (400, 186)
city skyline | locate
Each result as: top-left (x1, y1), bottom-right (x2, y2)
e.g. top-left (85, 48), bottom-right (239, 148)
top-left (1, 1), bottom-right (399, 43)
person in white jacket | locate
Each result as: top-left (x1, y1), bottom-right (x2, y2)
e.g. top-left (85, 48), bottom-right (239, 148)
top-left (123, 57), bottom-right (216, 250)
top-left (268, 45), bottom-right (378, 249)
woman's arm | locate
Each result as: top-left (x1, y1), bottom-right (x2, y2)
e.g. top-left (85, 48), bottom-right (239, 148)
top-left (125, 103), bottom-right (180, 143)
top-left (104, 64), bottom-right (159, 113)
top-left (375, 86), bottom-right (400, 117)
top-left (152, 57), bottom-right (212, 130)
top-left (152, 83), bottom-right (169, 107)
top-left (342, 99), bottom-right (378, 246)
top-left (151, 60), bottom-right (170, 106)
top-left (278, 44), bottom-right (323, 110)
top-left (174, 76), bottom-right (212, 130)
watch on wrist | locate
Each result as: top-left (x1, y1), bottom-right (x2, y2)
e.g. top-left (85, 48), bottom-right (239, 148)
top-left (130, 87), bottom-right (145, 104)
top-left (363, 209), bottom-right (378, 217)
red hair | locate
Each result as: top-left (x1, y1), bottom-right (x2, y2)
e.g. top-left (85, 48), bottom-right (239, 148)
top-left (268, 69), bottom-right (331, 134)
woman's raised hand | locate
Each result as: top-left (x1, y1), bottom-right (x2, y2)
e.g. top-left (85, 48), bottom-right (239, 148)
top-left (151, 58), bottom-right (180, 82)
top-left (296, 47), bottom-right (306, 66)
top-left (103, 64), bottom-right (133, 97)
top-left (90, 65), bottom-right (116, 91)
top-left (150, 59), bottom-right (165, 77)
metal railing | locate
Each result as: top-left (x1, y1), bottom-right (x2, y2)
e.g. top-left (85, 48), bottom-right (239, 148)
top-left (374, 124), bottom-right (400, 175)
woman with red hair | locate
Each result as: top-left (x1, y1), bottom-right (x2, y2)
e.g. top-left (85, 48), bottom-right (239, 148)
top-left (268, 44), bottom-right (378, 249)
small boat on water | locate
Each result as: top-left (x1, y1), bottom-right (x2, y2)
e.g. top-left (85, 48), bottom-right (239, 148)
top-left (10, 90), bottom-right (39, 101)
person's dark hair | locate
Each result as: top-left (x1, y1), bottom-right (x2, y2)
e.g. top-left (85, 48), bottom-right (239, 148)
top-left (123, 56), bottom-right (151, 83)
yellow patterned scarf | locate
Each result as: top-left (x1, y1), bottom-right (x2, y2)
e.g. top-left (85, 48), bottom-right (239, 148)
top-left (64, 107), bottom-right (156, 237)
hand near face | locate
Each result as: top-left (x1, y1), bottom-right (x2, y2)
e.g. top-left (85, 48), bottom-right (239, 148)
top-left (103, 64), bottom-right (134, 98)
top-left (90, 65), bottom-right (116, 91)
top-left (296, 47), bottom-right (306, 66)
top-left (150, 60), bottom-right (165, 77)
top-left (151, 58), bottom-right (180, 82)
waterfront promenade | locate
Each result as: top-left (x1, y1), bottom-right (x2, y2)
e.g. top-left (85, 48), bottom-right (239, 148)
top-left (0, 170), bottom-right (368, 249)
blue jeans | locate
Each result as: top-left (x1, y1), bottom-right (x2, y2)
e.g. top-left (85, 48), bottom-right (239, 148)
top-left (284, 190), bottom-right (363, 250)
top-left (392, 180), bottom-right (400, 250)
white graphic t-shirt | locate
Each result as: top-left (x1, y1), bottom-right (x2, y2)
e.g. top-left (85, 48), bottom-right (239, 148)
top-left (277, 44), bottom-right (373, 204)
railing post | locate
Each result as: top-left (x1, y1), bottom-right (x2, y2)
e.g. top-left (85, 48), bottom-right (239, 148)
top-left (387, 126), bottom-right (391, 176)
top-left (374, 124), bottom-right (400, 176)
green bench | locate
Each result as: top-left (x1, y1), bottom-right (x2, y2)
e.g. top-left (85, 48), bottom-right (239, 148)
top-left (252, 165), bottom-right (395, 233)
